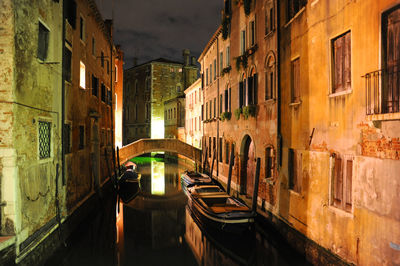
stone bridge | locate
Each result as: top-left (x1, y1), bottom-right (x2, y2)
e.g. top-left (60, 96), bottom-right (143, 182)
top-left (119, 138), bottom-right (202, 165)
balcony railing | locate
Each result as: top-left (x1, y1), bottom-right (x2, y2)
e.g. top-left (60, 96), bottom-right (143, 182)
top-left (364, 67), bottom-right (400, 115)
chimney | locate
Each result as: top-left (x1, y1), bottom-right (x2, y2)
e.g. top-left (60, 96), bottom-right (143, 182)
top-left (132, 57), bottom-right (138, 67)
top-left (191, 56), bottom-right (197, 66)
top-left (183, 49), bottom-right (190, 66)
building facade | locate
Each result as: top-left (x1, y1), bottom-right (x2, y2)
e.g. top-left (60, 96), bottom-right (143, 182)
top-left (0, 0), bottom-right (118, 264)
top-left (115, 45), bottom-right (124, 148)
top-left (184, 78), bottom-right (203, 149)
top-left (201, 0), bottom-right (400, 265)
top-left (123, 53), bottom-right (198, 144)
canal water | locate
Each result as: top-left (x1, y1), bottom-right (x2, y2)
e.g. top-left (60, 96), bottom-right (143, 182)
top-left (47, 155), bottom-right (309, 266)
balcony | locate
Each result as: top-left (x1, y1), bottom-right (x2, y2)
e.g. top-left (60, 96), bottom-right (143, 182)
top-left (364, 68), bottom-right (400, 117)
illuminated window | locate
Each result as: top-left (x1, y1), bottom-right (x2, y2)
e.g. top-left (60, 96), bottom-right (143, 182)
top-left (79, 61), bottom-right (86, 89)
top-left (39, 121), bottom-right (51, 159)
top-left (38, 21), bottom-right (49, 61)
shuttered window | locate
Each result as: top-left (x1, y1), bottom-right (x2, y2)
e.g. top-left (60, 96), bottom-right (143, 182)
top-left (239, 81), bottom-right (244, 108)
top-left (38, 22), bottom-right (49, 61)
top-left (332, 154), bottom-right (353, 212)
top-left (332, 31), bottom-right (351, 93)
top-left (224, 89), bottom-right (229, 112)
top-left (291, 58), bottom-right (300, 103)
top-left (225, 141), bottom-right (230, 164)
top-left (265, 147), bottom-right (274, 179)
top-left (287, 0), bottom-right (307, 21)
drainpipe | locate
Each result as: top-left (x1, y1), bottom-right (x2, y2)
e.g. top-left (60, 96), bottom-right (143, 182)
top-left (277, 0), bottom-right (282, 167)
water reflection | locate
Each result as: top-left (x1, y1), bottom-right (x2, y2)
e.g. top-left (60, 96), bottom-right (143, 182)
top-left (151, 161), bottom-right (165, 195)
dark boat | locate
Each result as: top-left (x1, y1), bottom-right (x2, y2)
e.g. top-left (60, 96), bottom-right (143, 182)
top-left (180, 170), bottom-right (213, 194)
top-left (117, 162), bottom-right (141, 203)
top-left (187, 185), bottom-right (255, 234)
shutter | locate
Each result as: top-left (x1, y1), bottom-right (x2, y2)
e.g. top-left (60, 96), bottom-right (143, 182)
top-left (345, 160), bottom-right (353, 209)
top-left (387, 9), bottom-right (400, 112)
top-left (334, 157), bottom-right (343, 204)
top-left (334, 37), bottom-right (344, 92)
top-left (239, 81), bottom-right (244, 107)
top-left (344, 32), bottom-right (351, 91)
top-left (254, 73), bottom-right (258, 104)
top-left (248, 76), bottom-right (253, 105)
top-left (224, 90), bottom-right (228, 112)
top-left (229, 88), bottom-right (232, 111)
top-left (297, 152), bottom-right (302, 192)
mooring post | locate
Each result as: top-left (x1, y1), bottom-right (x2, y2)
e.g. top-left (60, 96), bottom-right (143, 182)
top-left (251, 158), bottom-right (261, 213)
top-left (210, 148), bottom-right (216, 180)
top-left (227, 144), bottom-right (235, 195)
top-left (117, 146), bottom-right (121, 177)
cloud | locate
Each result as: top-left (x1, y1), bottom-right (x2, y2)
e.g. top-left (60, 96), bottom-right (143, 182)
top-left (95, 0), bottom-right (222, 69)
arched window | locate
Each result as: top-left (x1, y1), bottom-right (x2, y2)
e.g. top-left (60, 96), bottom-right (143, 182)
top-left (265, 52), bottom-right (276, 100)
top-left (247, 67), bottom-right (258, 105)
top-left (239, 73), bottom-right (247, 108)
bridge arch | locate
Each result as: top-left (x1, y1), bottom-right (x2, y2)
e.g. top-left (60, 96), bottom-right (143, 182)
top-left (119, 138), bottom-right (202, 165)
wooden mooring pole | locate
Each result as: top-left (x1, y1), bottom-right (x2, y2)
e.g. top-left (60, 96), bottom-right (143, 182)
top-left (210, 148), bottom-right (216, 179)
top-left (227, 144), bottom-right (235, 195)
top-left (251, 158), bottom-right (261, 213)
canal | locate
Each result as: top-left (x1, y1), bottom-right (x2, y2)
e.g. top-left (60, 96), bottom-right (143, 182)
top-left (46, 155), bottom-right (309, 266)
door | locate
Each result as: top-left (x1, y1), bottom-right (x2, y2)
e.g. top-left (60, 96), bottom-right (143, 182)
top-left (246, 139), bottom-right (255, 198)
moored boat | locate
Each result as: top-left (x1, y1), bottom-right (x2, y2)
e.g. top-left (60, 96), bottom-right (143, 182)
top-left (181, 170), bottom-right (213, 194)
top-left (187, 185), bottom-right (255, 234)
top-left (118, 161), bottom-right (141, 203)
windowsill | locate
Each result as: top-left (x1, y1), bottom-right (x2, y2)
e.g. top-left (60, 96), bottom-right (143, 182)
top-left (327, 205), bottom-right (354, 218)
top-left (265, 177), bottom-right (275, 185)
top-left (367, 112), bottom-right (400, 121)
top-left (328, 89), bottom-right (352, 98)
top-left (284, 7), bottom-right (306, 28)
top-left (39, 157), bottom-right (53, 164)
top-left (264, 30), bottom-right (275, 39)
top-left (289, 189), bottom-right (302, 197)
top-left (264, 98), bottom-right (276, 105)
top-left (289, 101), bottom-right (302, 107)
top-left (79, 86), bottom-right (86, 90)
top-left (64, 80), bottom-right (72, 86)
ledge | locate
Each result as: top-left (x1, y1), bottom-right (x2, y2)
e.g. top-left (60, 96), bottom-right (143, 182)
top-left (264, 98), bottom-right (276, 105)
top-left (289, 101), bottom-right (302, 107)
top-left (367, 112), bottom-right (400, 121)
top-left (284, 7), bottom-right (306, 28)
top-left (328, 89), bottom-right (352, 98)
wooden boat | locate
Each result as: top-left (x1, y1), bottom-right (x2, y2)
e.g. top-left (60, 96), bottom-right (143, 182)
top-left (118, 169), bottom-right (141, 203)
top-left (187, 185), bottom-right (255, 234)
top-left (181, 170), bottom-right (213, 194)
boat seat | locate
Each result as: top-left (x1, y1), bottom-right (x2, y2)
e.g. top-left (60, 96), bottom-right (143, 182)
top-left (210, 205), bottom-right (250, 213)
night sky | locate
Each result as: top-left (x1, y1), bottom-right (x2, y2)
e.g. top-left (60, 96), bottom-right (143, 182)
top-left (95, 0), bottom-right (223, 69)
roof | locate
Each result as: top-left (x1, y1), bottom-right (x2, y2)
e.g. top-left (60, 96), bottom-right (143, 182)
top-left (184, 78), bottom-right (201, 94)
top-left (198, 26), bottom-right (222, 62)
top-left (126, 57), bottom-right (184, 71)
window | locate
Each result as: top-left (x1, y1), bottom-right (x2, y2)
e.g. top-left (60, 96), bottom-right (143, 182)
top-left (206, 68), bottom-right (209, 85)
top-left (92, 75), bottom-right (98, 96)
top-left (66, 0), bottom-right (77, 28)
top-left (240, 30), bottom-right (246, 55)
top-left (224, 0), bottom-right (231, 14)
top-left (332, 31), bottom-right (351, 93)
top-left (201, 105), bottom-right (204, 120)
top-left (224, 89), bottom-right (229, 112)
top-left (134, 80), bottom-right (138, 95)
top-left (213, 137), bottom-right (216, 157)
top-left (225, 141), bottom-right (230, 163)
top-left (80, 16), bottom-right (85, 41)
top-left (239, 76), bottom-right (245, 108)
top-left (289, 149), bottom-right (302, 193)
top-left (265, 54), bottom-right (276, 100)
top-left (382, 7), bottom-right (400, 113)
top-left (79, 61), bottom-right (86, 89)
top-left (209, 137), bottom-right (212, 157)
top-left (214, 59), bottom-right (217, 80)
top-left (64, 46), bottom-right (72, 82)
top-left (247, 69), bottom-right (258, 105)
top-left (79, 125), bottom-right (85, 150)
top-left (101, 83), bottom-right (106, 102)
top-left (226, 46), bottom-right (230, 66)
top-left (174, 107), bottom-right (176, 119)
top-left (331, 154), bottom-right (353, 212)
top-left (210, 64), bottom-right (213, 82)
top-left (291, 58), bottom-right (300, 103)
top-left (287, 0), bottom-right (307, 21)
top-left (213, 98), bottom-right (216, 117)
top-left (101, 51), bottom-right (104, 68)
top-left (107, 89), bottom-right (112, 106)
top-left (265, 5), bottom-right (274, 35)
top-left (39, 121), bottom-right (51, 159)
top-left (38, 22), bottom-right (50, 61)
top-left (220, 52), bottom-right (224, 72)
top-left (92, 37), bottom-right (96, 56)
top-left (107, 60), bottom-right (110, 74)
top-left (265, 147), bottom-right (274, 178)
top-left (115, 65), bottom-right (118, 82)
top-left (63, 123), bottom-right (72, 154)
top-left (219, 138), bottom-right (223, 162)
top-left (229, 88), bottom-right (231, 111)
top-left (206, 102), bottom-right (208, 119)
top-left (250, 20), bottom-right (256, 47)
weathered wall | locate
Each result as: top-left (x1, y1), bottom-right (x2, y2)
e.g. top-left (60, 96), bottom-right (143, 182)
top-left (184, 78), bottom-right (202, 149)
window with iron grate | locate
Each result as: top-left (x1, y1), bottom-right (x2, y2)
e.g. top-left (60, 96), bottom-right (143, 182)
top-left (39, 121), bottom-right (51, 159)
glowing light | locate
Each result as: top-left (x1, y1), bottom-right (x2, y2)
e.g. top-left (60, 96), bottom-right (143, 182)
top-left (151, 161), bottom-right (165, 195)
top-left (151, 118), bottom-right (164, 139)
top-left (79, 61), bottom-right (86, 89)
